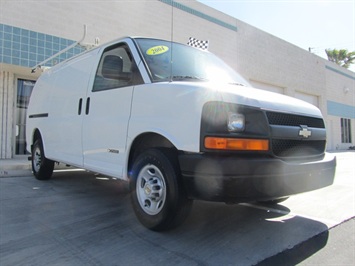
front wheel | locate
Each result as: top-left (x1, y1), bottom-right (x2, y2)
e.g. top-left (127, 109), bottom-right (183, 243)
top-left (130, 148), bottom-right (192, 231)
top-left (31, 139), bottom-right (54, 180)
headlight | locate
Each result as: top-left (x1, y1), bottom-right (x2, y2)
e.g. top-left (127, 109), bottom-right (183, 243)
top-left (228, 113), bottom-right (245, 132)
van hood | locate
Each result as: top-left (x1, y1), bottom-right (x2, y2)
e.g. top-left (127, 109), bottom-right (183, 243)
top-left (214, 83), bottom-right (322, 118)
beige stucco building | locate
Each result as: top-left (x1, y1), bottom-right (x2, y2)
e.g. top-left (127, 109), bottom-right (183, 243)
top-left (1, 0), bottom-right (354, 158)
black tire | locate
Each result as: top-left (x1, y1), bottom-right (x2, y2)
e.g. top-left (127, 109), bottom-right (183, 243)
top-left (129, 148), bottom-right (192, 231)
top-left (31, 138), bottom-right (54, 180)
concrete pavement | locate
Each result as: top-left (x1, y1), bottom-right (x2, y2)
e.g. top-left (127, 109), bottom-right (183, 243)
top-left (0, 151), bottom-right (354, 265)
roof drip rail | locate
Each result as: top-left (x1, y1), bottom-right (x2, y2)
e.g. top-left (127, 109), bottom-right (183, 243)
top-left (31, 25), bottom-right (97, 73)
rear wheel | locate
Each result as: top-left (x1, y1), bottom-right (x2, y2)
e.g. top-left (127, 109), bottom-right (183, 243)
top-left (31, 138), bottom-right (54, 180)
top-left (130, 148), bottom-right (192, 231)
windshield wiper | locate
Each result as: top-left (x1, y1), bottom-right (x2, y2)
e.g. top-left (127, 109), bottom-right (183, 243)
top-left (229, 82), bottom-right (246, 86)
top-left (171, 75), bottom-right (207, 81)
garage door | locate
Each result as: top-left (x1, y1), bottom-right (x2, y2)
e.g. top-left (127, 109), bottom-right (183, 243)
top-left (295, 91), bottom-right (319, 107)
top-left (250, 80), bottom-right (284, 94)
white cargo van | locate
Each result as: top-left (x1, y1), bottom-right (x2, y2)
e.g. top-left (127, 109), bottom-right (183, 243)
top-left (26, 37), bottom-right (336, 231)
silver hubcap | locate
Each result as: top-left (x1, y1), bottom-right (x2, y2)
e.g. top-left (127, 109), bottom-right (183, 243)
top-left (33, 146), bottom-right (42, 172)
top-left (136, 164), bottom-right (166, 215)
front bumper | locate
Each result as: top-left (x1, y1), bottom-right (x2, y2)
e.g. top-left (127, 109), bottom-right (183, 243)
top-left (178, 152), bottom-right (336, 202)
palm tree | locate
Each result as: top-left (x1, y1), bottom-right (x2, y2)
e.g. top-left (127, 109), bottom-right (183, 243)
top-left (325, 49), bottom-right (355, 69)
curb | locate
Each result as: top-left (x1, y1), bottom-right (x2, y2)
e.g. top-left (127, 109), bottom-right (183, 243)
top-left (0, 160), bottom-right (31, 177)
top-left (0, 169), bottom-right (32, 177)
top-left (0, 161), bottom-right (76, 178)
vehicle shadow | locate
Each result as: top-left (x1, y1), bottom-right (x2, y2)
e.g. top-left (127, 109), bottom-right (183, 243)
top-left (131, 200), bottom-right (329, 266)
top-left (1, 170), bottom-right (329, 266)
top-left (53, 170), bottom-right (330, 266)
top-left (255, 229), bottom-right (329, 266)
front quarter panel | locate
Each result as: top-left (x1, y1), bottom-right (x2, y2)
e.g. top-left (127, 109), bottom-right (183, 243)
top-left (128, 82), bottom-right (222, 152)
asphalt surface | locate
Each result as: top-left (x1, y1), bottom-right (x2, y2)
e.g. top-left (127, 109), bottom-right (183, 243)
top-left (0, 151), bottom-right (354, 265)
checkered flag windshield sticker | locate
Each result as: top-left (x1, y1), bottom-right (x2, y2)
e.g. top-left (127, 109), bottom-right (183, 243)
top-left (187, 37), bottom-right (209, 50)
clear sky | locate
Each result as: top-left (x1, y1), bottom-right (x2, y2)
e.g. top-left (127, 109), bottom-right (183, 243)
top-left (197, 0), bottom-right (355, 71)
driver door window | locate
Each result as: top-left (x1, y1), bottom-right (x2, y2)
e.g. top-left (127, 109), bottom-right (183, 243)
top-left (93, 44), bottom-right (142, 91)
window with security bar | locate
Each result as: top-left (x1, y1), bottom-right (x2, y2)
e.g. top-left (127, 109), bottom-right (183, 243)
top-left (341, 118), bottom-right (352, 143)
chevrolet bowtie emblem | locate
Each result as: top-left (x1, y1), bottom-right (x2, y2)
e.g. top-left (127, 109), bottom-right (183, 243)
top-left (299, 125), bottom-right (312, 138)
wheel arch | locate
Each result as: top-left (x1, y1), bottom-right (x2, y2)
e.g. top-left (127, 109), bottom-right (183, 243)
top-left (30, 128), bottom-right (52, 157)
top-left (127, 132), bottom-right (178, 176)
top-left (32, 128), bottom-right (42, 143)
top-left (28, 128), bottom-right (42, 153)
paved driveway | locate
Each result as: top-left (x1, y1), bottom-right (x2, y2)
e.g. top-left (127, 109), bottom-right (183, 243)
top-left (0, 152), bottom-right (354, 265)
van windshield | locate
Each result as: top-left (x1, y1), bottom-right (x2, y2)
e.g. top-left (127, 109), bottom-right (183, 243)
top-left (135, 38), bottom-right (248, 85)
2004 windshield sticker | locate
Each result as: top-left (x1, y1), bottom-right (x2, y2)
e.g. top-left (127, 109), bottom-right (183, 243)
top-left (146, 46), bottom-right (169, 55)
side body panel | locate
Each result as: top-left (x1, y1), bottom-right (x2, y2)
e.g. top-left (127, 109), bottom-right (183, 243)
top-left (45, 50), bottom-right (99, 166)
top-left (26, 49), bottom-right (100, 167)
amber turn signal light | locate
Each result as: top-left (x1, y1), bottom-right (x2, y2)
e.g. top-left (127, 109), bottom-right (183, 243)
top-left (204, 137), bottom-right (269, 151)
